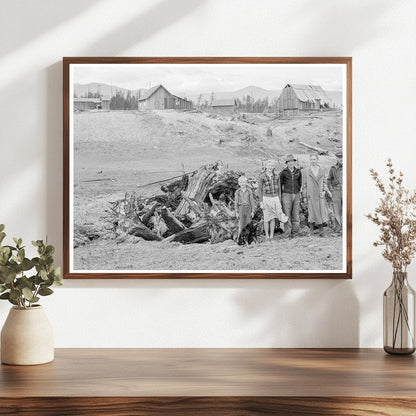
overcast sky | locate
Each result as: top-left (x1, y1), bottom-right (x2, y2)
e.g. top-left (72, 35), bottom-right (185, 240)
top-left (73, 64), bottom-right (344, 95)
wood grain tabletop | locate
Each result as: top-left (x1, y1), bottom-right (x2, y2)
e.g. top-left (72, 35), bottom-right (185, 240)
top-left (1, 348), bottom-right (415, 415)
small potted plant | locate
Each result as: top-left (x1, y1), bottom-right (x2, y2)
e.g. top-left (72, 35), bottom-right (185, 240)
top-left (0, 224), bottom-right (62, 365)
top-left (367, 160), bottom-right (416, 355)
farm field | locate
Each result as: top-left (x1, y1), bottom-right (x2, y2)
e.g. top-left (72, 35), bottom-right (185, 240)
top-left (74, 233), bottom-right (343, 272)
top-left (72, 109), bottom-right (344, 271)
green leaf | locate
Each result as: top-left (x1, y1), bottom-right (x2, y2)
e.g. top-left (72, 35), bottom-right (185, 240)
top-left (34, 274), bottom-right (43, 285)
top-left (0, 285), bottom-right (6, 294)
top-left (22, 288), bottom-right (39, 303)
top-left (17, 276), bottom-right (35, 291)
top-left (0, 292), bottom-right (10, 299)
top-left (9, 288), bottom-right (21, 301)
top-left (0, 224), bottom-right (5, 232)
top-left (17, 248), bottom-right (25, 262)
top-left (39, 269), bottom-right (48, 281)
top-left (43, 256), bottom-right (54, 266)
top-left (22, 287), bottom-right (34, 301)
top-left (13, 237), bottom-right (20, 248)
top-left (37, 244), bottom-right (46, 256)
top-left (52, 267), bottom-right (63, 286)
top-left (20, 258), bottom-right (33, 271)
top-left (0, 232), bottom-right (6, 244)
top-left (32, 240), bottom-right (43, 247)
top-left (45, 245), bottom-right (55, 256)
top-left (2, 271), bottom-right (17, 284)
top-left (0, 246), bottom-right (10, 255)
top-left (8, 297), bottom-right (18, 306)
top-left (38, 287), bottom-right (53, 296)
top-left (0, 253), bottom-right (7, 266)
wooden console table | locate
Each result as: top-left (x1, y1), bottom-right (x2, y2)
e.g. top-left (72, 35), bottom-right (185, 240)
top-left (1, 348), bottom-right (415, 415)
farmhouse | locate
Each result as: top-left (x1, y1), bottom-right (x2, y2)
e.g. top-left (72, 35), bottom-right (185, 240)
top-left (278, 84), bottom-right (332, 114)
top-left (137, 84), bottom-right (192, 111)
top-left (211, 98), bottom-right (236, 113)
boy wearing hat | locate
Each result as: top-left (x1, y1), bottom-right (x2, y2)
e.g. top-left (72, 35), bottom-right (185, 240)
top-left (279, 154), bottom-right (302, 236)
top-left (327, 152), bottom-right (343, 233)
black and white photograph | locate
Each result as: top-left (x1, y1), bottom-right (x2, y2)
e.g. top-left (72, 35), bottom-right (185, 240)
top-left (64, 58), bottom-right (351, 278)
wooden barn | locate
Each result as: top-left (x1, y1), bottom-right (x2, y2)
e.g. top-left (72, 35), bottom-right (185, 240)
top-left (73, 97), bottom-right (110, 111)
top-left (210, 98), bottom-right (236, 113)
top-left (73, 98), bottom-right (102, 111)
top-left (277, 84), bottom-right (332, 114)
top-left (137, 84), bottom-right (192, 111)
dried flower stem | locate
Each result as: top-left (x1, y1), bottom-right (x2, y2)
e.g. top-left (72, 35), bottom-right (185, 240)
top-left (366, 159), bottom-right (416, 271)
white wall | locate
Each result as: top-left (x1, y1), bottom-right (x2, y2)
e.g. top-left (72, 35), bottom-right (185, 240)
top-left (1, 0), bottom-right (415, 347)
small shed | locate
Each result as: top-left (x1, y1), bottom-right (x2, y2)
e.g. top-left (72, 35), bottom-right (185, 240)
top-left (138, 85), bottom-right (192, 111)
top-left (211, 98), bottom-right (236, 113)
top-left (73, 98), bottom-right (102, 111)
top-left (101, 97), bottom-right (110, 110)
top-left (278, 84), bottom-right (332, 114)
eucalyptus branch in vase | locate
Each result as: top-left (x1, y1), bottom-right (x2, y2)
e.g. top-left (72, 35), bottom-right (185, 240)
top-left (0, 225), bottom-right (62, 309)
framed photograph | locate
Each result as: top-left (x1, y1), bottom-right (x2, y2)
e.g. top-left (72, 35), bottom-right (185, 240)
top-left (63, 57), bottom-right (352, 279)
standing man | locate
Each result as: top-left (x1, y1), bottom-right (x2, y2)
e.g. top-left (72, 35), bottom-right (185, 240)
top-left (327, 152), bottom-right (343, 233)
top-left (257, 160), bottom-right (288, 242)
top-left (302, 154), bottom-right (331, 235)
top-left (280, 154), bottom-right (302, 236)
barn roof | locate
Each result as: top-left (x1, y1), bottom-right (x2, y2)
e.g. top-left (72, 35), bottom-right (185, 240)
top-left (137, 84), bottom-right (164, 101)
top-left (74, 98), bottom-right (101, 103)
top-left (285, 84), bottom-right (331, 104)
top-left (137, 84), bottom-right (192, 103)
top-left (211, 98), bottom-right (235, 107)
top-left (173, 95), bottom-right (192, 103)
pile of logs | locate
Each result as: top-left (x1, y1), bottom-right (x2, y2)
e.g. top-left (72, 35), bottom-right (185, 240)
top-left (108, 162), bottom-right (251, 244)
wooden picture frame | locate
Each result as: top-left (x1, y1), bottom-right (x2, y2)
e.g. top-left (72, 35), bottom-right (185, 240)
top-left (63, 57), bottom-right (352, 279)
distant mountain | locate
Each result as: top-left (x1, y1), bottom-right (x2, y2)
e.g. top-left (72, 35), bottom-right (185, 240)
top-left (232, 85), bottom-right (281, 100)
top-left (186, 86), bottom-right (281, 104)
top-left (74, 83), bottom-right (132, 98)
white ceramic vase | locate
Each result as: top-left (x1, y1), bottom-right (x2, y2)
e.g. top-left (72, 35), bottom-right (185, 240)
top-left (1, 305), bottom-right (54, 365)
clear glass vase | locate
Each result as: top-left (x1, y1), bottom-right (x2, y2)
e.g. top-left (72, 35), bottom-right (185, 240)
top-left (383, 271), bottom-right (416, 355)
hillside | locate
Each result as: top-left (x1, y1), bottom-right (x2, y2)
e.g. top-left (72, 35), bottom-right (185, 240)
top-left (186, 86), bottom-right (281, 104)
top-left (72, 109), bottom-right (343, 271)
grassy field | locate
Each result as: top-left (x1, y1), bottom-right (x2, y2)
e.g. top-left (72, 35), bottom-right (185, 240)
top-left (72, 109), bottom-right (344, 271)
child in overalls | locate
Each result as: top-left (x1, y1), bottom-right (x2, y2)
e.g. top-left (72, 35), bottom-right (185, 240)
top-left (235, 176), bottom-right (255, 240)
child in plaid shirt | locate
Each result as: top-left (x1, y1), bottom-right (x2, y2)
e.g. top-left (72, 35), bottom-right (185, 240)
top-left (257, 160), bottom-right (288, 241)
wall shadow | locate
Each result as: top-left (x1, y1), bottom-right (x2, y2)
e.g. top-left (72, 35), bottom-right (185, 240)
top-left (80, 0), bottom-right (205, 55)
top-left (287, 0), bottom-right (393, 52)
top-left (232, 279), bottom-right (359, 347)
top-left (0, 0), bottom-right (101, 56)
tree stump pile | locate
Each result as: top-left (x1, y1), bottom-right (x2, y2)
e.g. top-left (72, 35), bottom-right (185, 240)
top-left (107, 161), bottom-right (256, 244)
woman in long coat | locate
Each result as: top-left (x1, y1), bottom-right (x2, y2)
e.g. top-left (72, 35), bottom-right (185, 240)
top-left (302, 154), bottom-right (332, 232)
